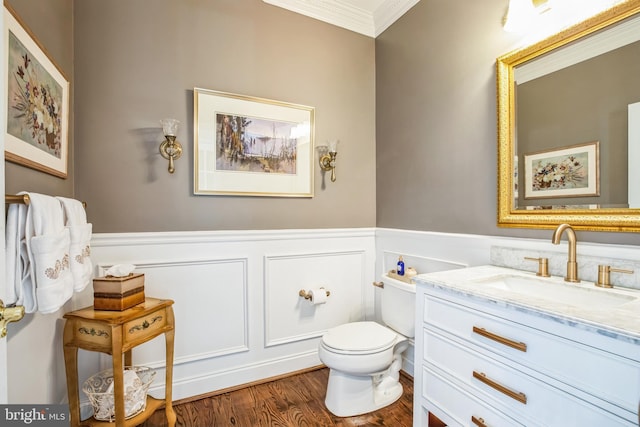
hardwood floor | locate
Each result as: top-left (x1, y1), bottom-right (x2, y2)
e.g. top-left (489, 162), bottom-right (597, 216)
top-left (140, 367), bottom-right (414, 427)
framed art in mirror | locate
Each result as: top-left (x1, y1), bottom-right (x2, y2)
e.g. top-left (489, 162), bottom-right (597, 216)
top-left (194, 88), bottom-right (314, 197)
top-left (4, 4), bottom-right (69, 178)
top-left (497, 0), bottom-right (640, 232)
top-left (523, 141), bottom-right (599, 200)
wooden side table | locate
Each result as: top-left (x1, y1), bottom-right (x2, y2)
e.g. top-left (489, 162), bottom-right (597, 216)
top-left (63, 298), bottom-right (176, 427)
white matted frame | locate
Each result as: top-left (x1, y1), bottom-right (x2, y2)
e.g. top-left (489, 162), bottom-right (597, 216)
top-left (524, 141), bottom-right (600, 199)
top-left (3, 4), bottom-right (69, 178)
top-left (194, 88), bottom-right (314, 197)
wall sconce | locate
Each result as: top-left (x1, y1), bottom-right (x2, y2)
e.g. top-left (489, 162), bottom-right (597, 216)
top-left (159, 118), bottom-right (183, 174)
top-left (319, 139), bottom-right (339, 182)
top-left (503, 0), bottom-right (539, 33)
top-left (504, 0), bottom-right (618, 36)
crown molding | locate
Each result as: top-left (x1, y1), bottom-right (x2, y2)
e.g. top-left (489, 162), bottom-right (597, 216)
top-left (263, 0), bottom-right (419, 38)
top-left (373, 0), bottom-right (420, 36)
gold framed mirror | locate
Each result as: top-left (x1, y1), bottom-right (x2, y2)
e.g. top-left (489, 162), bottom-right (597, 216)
top-left (497, 0), bottom-right (640, 232)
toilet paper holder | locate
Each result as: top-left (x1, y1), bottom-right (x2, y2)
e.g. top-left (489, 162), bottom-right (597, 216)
top-left (299, 288), bottom-right (330, 300)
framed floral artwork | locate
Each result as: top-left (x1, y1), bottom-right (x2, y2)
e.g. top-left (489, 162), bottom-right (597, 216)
top-left (524, 141), bottom-right (600, 199)
top-left (4, 4), bottom-right (70, 178)
top-left (194, 88), bottom-right (314, 197)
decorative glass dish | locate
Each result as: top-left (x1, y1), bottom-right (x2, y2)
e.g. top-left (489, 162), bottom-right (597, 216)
top-left (82, 366), bottom-right (156, 421)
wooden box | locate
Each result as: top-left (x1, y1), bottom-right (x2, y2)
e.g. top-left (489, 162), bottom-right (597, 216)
top-left (93, 273), bottom-right (145, 311)
top-left (93, 289), bottom-right (145, 311)
top-left (93, 273), bottom-right (144, 294)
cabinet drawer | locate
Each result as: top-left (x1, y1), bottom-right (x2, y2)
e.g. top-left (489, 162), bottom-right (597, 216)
top-left (423, 294), bottom-right (640, 416)
top-left (124, 308), bottom-right (168, 345)
top-left (422, 366), bottom-right (524, 427)
top-left (71, 320), bottom-right (113, 351)
top-left (424, 329), bottom-right (635, 426)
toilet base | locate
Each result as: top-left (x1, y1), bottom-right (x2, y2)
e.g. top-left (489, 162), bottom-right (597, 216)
top-left (324, 369), bottom-right (404, 417)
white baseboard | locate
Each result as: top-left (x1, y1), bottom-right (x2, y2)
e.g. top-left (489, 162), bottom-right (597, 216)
top-left (150, 350), bottom-right (322, 401)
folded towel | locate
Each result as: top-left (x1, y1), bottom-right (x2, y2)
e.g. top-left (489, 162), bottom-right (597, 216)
top-left (24, 193), bottom-right (74, 314)
top-left (5, 194), bottom-right (36, 312)
top-left (29, 228), bottom-right (73, 313)
top-left (57, 197), bottom-right (93, 292)
top-left (56, 196), bottom-right (87, 224)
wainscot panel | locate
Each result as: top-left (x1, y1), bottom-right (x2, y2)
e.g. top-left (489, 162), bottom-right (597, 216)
top-left (265, 250), bottom-right (367, 347)
top-left (98, 258), bottom-right (250, 364)
top-left (83, 228), bottom-right (376, 407)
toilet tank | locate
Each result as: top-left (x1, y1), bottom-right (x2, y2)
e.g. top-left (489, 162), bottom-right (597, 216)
top-left (381, 276), bottom-right (416, 338)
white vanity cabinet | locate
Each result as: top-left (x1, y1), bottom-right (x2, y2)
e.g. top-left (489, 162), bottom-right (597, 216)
top-left (413, 277), bottom-right (640, 427)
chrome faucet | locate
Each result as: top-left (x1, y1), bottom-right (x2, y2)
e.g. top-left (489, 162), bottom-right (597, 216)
top-left (551, 223), bottom-right (579, 283)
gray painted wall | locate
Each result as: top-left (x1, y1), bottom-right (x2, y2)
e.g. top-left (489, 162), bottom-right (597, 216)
top-left (72, 0), bottom-right (376, 232)
top-left (375, 0), bottom-right (640, 245)
top-left (5, 0), bottom-right (640, 245)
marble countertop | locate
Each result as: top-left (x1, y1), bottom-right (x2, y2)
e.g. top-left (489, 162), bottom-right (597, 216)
top-left (414, 265), bottom-right (640, 345)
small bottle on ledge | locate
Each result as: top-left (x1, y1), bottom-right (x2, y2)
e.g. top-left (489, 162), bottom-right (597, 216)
top-left (397, 256), bottom-right (405, 276)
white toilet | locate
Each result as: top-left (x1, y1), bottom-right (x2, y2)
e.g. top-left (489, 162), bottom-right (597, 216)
top-left (318, 277), bottom-right (416, 417)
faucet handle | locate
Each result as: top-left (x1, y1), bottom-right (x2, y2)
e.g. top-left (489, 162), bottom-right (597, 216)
top-left (524, 257), bottom-right (550, 277)
top-left (596, 265), bottom-right (633, 288)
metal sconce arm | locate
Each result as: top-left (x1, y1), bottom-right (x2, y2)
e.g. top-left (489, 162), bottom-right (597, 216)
top-left (319, 151), bottom-right (338, 182)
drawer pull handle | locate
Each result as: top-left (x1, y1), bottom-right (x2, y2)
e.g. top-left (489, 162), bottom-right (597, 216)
top-left (129, 315), bottom-right (163, 334)
top-left (472, 416), bottom-right (488, 427)
top-left (473, 371), bottom-right (527, 404)
top-left (78, 326), bottom-right (109, 338)
top-left (472, 326), bottom-right (527, 352)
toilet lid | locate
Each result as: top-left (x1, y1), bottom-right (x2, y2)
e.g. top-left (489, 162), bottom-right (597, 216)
top-left (322, 321), bottom-right (397, 353)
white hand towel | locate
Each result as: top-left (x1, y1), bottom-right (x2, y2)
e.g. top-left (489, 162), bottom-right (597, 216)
top-left (24, 193), bottom-right (74, 314)
top-left (57, 197), bottom-right (86, 224)
top-left (57, 197), bottom-right (93, 292)
top-left (5, 195), bottom-right (36, 313)
top-left (29, 229), bottom-right (73, 313)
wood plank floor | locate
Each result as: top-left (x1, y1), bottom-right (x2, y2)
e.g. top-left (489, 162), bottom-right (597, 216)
top-left (140, 367), bottom-right (414, 427)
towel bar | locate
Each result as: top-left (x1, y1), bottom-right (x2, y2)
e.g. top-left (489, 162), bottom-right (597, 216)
top-left (5, 194), bottom-right (30, 205)
top-left (5, 194), bottom-right (87, 208)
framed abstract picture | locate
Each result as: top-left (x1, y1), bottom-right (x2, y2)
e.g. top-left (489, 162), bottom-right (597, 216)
top-left (3, 4), bottom-right (70, 178)
top-left (194, 88), bottom-right (314, 197)
top-left (524, 141), bottom-right (600, 199)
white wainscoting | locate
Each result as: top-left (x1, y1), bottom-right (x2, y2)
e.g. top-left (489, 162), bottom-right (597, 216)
top-left (73, 226), bottom-right (640, 411)
top-left (83, 228), bottom-right (376, 403)
top-left (374, 228), bottom-right (483, 377)
top-left (264, 250), bottom-right (368, 347)
top-left (97, 258), bottom-right (251, 365)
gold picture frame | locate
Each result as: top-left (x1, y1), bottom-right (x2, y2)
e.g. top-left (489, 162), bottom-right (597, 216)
top-left (4, 4), bottom-right (70, 178)
top-left (194, 88), bottom-right (314, 197)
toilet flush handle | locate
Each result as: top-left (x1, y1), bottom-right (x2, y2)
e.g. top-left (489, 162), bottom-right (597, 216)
top-left (372, 281), bottom-right (384, 289)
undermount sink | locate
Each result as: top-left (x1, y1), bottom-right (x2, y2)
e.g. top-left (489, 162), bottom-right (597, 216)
top-left (470, 274), bottom-right (637, 309)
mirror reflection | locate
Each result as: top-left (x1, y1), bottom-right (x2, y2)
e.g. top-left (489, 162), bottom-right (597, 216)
top-left (514, 11), bottom-right (640, 210)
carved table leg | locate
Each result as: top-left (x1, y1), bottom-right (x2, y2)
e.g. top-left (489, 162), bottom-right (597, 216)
top-left (63, 320), bottom-right (81, 427)
top-left (112, 328), bottom-right (125, 426)
top-left (165, 307), bottom-right (176, 427)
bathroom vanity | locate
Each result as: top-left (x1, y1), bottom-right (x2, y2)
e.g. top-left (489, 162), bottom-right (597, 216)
top-left (413, 265), bottom-right (640, 427)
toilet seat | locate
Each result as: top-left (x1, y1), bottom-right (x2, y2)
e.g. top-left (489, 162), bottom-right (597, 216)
top-left (321, 321), bottom-right (398, 354)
